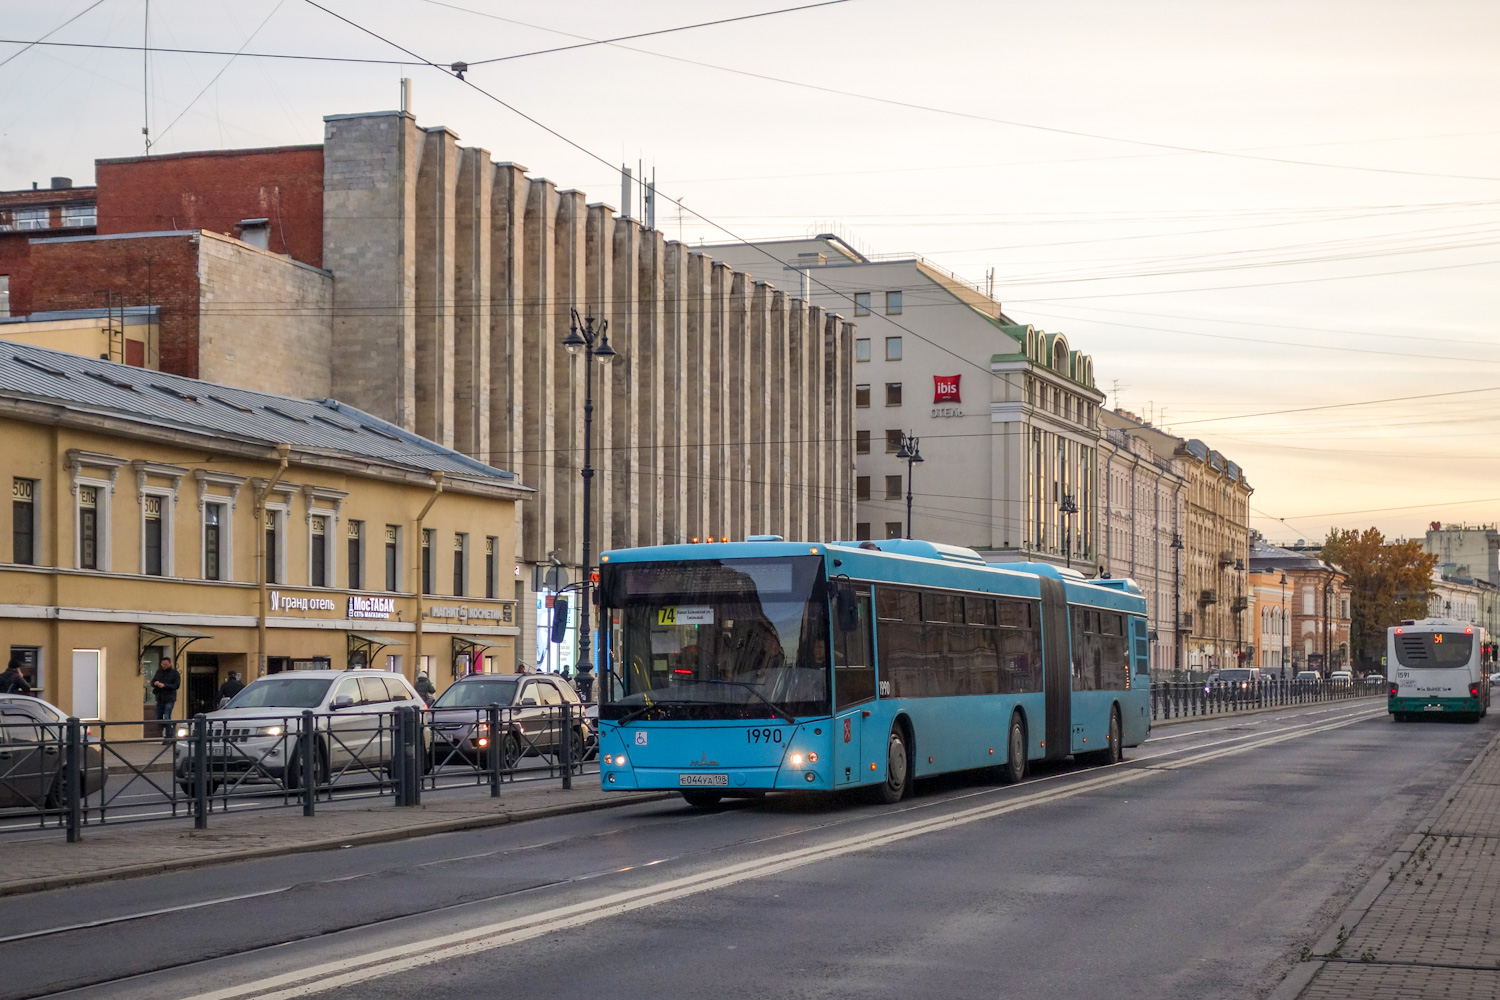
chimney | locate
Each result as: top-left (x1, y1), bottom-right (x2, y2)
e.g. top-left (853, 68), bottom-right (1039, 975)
top-left (400, 77), bottom-right (412, 115)
top-left (51, 177), bottom-right (72, 189)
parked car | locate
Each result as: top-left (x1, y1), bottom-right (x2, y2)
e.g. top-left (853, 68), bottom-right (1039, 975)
top-left (172, 669), bottom-right (425, 794)
top-left (1362, 673), bottom-right (1386, 684)
top-left (1488, 671), bottom-right (1500, 687)
top-left (0, 694), bottom-right (106, 809)
top-left (428, 673), bottom-right (590, 770)
top-left (1295, 671), bottom-right (1321, 684)
top-left (1329, 670), bottom-right (1353, 685)
top-left (1205, 667), bottom-right (1260, 692)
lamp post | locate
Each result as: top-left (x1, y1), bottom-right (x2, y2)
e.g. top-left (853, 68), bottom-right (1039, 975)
top-left (1171, 531), bottom-right (1185, 680)
top-left (562, 310), bottom-right (615, 699)
top-left (895, 431), bottom-right (923, 540)
top-left (1279, 572), bottom-right (1288, 679)
top-left (1059, 493), bottom-right (1079, 568)
top-left (1234, 557), bottom-right (1245, 666)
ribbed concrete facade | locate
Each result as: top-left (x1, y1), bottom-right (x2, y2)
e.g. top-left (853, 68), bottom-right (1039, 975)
top-left (322, 111), bottom-right (855, 644)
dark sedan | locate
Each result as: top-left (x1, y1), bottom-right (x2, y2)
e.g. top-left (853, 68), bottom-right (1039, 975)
top-left (0, 694), bottom-right (106, 810)
top-left (428, 674), bottom-right (590, 770)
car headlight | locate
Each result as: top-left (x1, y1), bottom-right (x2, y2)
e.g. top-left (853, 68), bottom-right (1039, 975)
top-left (255, 725), bottom-right (283, 737)
top-left (175, 725), bottom-right (190, 739)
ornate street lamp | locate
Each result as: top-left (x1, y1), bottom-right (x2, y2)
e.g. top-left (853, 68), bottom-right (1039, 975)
top-left (1279, 571), bottom-right (1289, 679)
top-left (895, 432), bottom-right (923, 540)
top-left (1060, 493), bottom-right (1079, 568)
top-left (562, 310), bottom-right (615, 700)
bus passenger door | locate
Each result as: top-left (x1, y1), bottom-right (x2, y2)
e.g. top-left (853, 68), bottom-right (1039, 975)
top-left (1038, 577), bottom-right (1071, 763)
top-left (832, 587), bottom-right (875, 787)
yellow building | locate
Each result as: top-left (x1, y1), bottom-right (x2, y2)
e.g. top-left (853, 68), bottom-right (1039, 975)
top-left (1, 343), bottom-right (528, 727)
top-left (0, 305), bottom-right (159, 369)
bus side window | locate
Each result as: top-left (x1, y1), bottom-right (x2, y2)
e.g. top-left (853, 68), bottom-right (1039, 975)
top-left (834, 589), bottom-right (876, 709)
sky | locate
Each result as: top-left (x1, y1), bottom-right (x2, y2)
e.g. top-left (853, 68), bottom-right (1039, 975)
top-left (2, 0), bottom-right (1498, 546)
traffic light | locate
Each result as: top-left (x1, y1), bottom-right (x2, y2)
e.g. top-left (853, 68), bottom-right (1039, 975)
top-left (550, 597), bottom-right (569, 644)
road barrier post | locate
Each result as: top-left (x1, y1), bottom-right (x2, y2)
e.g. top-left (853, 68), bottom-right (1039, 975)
top-left (65, 717), bottom-right (83, 843)
top-left (301, 711), bottom-right (317, 817)
top-left (560, 702), bottom-right (574, 790)
top-left (488, 703), bottom-right (502, 798)
top-left (192, 714), bottom-right (209, 830)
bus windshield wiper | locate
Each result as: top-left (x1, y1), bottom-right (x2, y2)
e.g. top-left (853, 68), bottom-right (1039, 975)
top-left (703, 679), bottom-right (797, 724)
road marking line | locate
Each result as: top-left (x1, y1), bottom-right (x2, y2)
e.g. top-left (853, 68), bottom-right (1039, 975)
top-left (180, 706), bottom-right (1382, 1000)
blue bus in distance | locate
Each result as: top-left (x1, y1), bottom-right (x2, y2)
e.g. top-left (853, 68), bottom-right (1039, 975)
top-left (595, 538), bottom-right (1151, 806)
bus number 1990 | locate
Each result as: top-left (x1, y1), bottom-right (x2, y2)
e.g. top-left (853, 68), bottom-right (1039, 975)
top-left (747, 728), bottom-right (783, 744)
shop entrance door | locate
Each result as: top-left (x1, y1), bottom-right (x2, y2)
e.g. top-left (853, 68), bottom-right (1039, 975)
top-left (186, 654), bottom-right (219, 717)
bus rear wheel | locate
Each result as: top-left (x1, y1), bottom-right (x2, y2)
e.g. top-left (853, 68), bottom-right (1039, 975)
top-left (1001, 713), bottom-right (1027, 784)
top-left (1103, 707), bottom-right (1123, 765)
top-left (681, 790), bottom-right (723, 808)
top-left (875, 727), bottom-right (910, 804)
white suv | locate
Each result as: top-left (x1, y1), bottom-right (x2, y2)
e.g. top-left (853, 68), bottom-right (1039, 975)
top-left (173, 669), bottom-right (425, 793)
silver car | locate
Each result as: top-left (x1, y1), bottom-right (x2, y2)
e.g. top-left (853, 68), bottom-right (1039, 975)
top-left (173, 669), bottom-right (425, 794)
top-left (0, 694), bottom-right (106, 810)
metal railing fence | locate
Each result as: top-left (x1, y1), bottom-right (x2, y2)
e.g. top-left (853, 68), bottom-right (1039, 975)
top-left (1150, 677), bottom-right (1384, 722)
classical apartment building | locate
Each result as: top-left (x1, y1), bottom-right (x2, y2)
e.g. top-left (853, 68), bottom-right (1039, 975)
top-left (0, 103), bottom-right (857, 666)
top-left (1, 343), bottom-right (526, 725)
top-left (1098, 412), bottom-right (1186, 675)
top-left (698, 236), bottom-right (1105, 572)
top-left (1247, 535), bottom-right (1351, 675)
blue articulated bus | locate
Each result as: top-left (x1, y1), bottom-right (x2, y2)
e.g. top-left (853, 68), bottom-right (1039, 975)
top-left (595, 538), bottom-right (1151, 807)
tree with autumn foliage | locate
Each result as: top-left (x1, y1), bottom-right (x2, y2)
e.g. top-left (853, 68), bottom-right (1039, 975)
top-left (1320, 528), bottom-right (1438, 666)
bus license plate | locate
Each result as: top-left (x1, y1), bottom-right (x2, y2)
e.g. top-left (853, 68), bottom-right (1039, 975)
top-left (679, 774), bottom-right (729, 787)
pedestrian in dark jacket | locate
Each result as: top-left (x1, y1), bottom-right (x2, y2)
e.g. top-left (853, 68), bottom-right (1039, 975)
top-left (218, 671), bottom-right (244, 707)
top-left (414, 671), bottom-right (437, 706)
top-left (0, 656), bottom-right (31, 695)
top-left (151, 657), bottom-right (181, 738)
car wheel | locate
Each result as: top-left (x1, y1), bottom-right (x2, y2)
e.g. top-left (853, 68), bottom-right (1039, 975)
top-left (501, 733), bottom-right (522, 771)
top-left (1001, 713), bottom-right (1027, 785)
top-left (285, 741), bottom-right (329, 790)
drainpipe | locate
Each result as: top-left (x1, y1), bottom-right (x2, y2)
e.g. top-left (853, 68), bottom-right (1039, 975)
top-left (256, 444), bottom-right (291, 677)
top-left (412, 472), bottom-right (445, 680)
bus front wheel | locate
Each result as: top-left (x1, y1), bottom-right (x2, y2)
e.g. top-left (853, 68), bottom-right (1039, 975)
top-left (1001, 713), bottom-right (1027, 784)
top-left (875, 727), bottom-right (910, 804)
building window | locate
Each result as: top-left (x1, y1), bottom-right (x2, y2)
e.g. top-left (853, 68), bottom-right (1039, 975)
top-left (885, 291), bottom-right (902, 315)
top-left (885, 475), bottom-right (902, 499)
top-left (453, 533), bottom-right (468, 597)
top-left (422, 529), bottom-right (434, 595)
top-left (885, 429), bottom-right (903, 454)
top-left (854, 292), bottom-right (871, 316)
top-left (885, 337), bottom-right (902, 361)
top-left (347, 520), bottom-right (363, 590)
top-left (61, 203), bottom-right (96, 228)
top-left (855, 338), bottom-right (870, 362)
top-left (485, 536), bottom-right (498, 599)
top-left (310, 515), bottom-right (328, 587)
top-left (0, 275), bottom-right (10, 319)
top-left (885, 382), bottom-right (902, 406)
top-left (204, 503), bottom-right (223, 581)
top-left (856, 430), bottom-right (871, 455)
top-left (14, 209), bottom-right (48, 231)
top-left (143, 495), bottom-right (164, 576)
top-left (12, 478), bottom-right (34, 565)
top-left (78, 486), bottom-right (100, 570)
top-left (384, 525), bottom-right (399, 591)
top-left (856, 476), bottom-right (871, 501)
top-left (856, 384), bottom-right (871, 408)
top-left (884, 521), bottom-right (902, 539)
top-left (265, 507), bottom-right (285, 584)
top-left (856, 522), bottom-right (871, 540)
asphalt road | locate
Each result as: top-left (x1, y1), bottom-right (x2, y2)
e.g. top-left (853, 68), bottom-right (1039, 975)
top-left (4, 701), bottom-right (1491, 1000)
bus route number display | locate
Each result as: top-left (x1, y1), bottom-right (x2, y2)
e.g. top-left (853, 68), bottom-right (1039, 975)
top-left (658, 606), bottom-right (714, 626)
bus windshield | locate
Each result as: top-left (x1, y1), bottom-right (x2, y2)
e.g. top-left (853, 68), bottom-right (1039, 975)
top-left (599, 556), bottom-right (830, 721)
top-left (1395, 631), bottom-right (1474, 669)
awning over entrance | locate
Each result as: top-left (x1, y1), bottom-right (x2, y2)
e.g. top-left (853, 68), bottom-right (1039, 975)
top-left (451, 634), bottom-right (497, 676)
top-left (138, 624), bottom-right (212, 671)
top-left (347, 631), bottom-right (406, 666)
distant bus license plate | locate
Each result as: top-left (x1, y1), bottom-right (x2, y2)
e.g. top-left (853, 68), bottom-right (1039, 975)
top-left (1424, 705), bottom-right (1444, 711)
top-left (679, 774), bottom-right (728, 786)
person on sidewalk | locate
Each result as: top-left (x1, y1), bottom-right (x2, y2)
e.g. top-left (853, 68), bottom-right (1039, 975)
top-left (218, 671), bottom-right (244, 708)
top-left (414, 671), bottom-right (437, 706)
top-left (151, 656), bottom-right (181, 740)
top-left (0, 655), bottom-right (32, 695)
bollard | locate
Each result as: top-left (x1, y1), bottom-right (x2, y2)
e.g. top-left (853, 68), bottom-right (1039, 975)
top-left (408, 705), bottom-right (422, 806)
top-left (65, 717), bottom-right (83, 843)
top-left (488, 703), bottom-right (502, 798)
top-left (193, 714), bottom-right (209, 830)
top-left (560, 701), bottom-right (573, 790)
top-left (301, 710), bottom-right (317, 817)
top-left (392, 706), bottom-right (410, 807)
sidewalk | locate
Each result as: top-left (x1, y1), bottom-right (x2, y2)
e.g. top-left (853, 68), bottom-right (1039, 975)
top-left (0, 782), bottom-right (671, 898)
top-left (1272, 726), bottom-right (1500, 1000)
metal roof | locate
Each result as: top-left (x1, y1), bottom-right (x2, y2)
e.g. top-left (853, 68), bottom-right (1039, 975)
top-left (0, 341), bottom-right (525, 487)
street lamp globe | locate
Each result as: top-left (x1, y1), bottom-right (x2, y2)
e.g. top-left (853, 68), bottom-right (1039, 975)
top-left (593, 333), bottom-right (616, 364)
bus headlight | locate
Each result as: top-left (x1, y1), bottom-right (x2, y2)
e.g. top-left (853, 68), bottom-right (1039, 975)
top-left (790, 753), bottom-right (804, 766)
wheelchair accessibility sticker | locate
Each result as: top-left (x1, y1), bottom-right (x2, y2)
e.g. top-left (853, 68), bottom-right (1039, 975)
top-left (635, 731), bottom-right (648, 746)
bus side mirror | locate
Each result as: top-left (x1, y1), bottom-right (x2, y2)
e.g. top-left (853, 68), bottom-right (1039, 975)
top-left (836, 586), bottom-right (859, 632)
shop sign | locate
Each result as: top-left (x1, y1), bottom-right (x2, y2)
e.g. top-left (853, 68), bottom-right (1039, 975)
top-left (270, 590), bottom-right (337, 613)
top-left (348, 595), bottom-right (396, 620)
top-left (933, 375), bottom-right (961, 403)
top-left (426, 604), bottom-right (515, 624)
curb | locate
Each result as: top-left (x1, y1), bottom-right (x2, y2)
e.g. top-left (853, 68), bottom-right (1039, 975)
top-left (0, 790), bottom-right (675, 899)
top-left (1263, 725), bottom-right (1500, 999)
